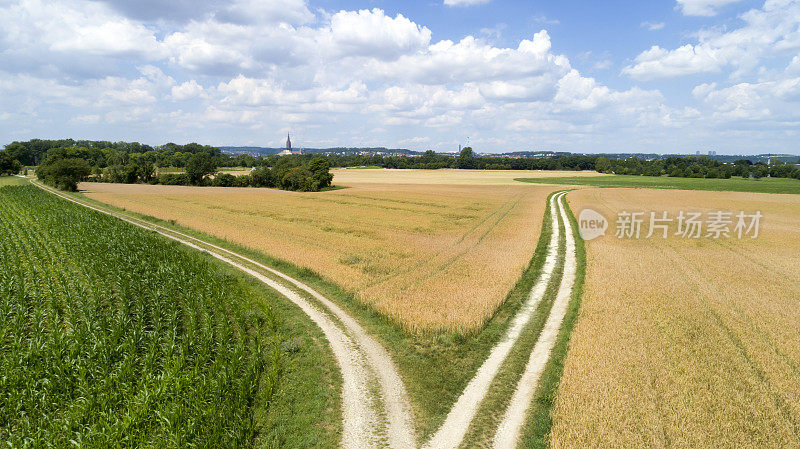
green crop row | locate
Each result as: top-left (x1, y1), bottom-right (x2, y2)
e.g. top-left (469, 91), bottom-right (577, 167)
top-left (0, 185), bottom-right (278, 448)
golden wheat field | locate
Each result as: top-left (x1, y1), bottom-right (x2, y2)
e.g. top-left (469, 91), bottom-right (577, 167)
top-left (80, 171), bottom-right (567, 332)
top-left (551, 188), bottom-right (800, 448)
top-left (331, 168), bottom-right (606, 185)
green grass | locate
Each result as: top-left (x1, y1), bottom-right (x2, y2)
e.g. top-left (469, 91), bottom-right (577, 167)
top-left (519, 194), bottom-right (587, 448)
top-left (515, 175), bottom-right (800, 194)
top-left (0, 176), bottom-right (27, 186)
top-left (0, 184), bottom-right (340, 448)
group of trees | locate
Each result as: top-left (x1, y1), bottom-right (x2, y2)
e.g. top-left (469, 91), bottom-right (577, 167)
top-left (152, 156), bottom-right (333, 191)
top-left (5, 139), bottom-right (333, 192)
top-left (36, 156), bottom-right (91, 191)
top-left (595, 156), bottom-right (800, 180)
top-left (326, 148), bottom-right (598, 171)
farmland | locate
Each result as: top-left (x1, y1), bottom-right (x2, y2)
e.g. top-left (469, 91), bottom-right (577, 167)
top-left (78, 172), bottom-right (572, 333)
top-left (331, 168), bottom-right (607, 186)
top-left (516, 174), bottom-right (800, 194)
top-left (0, 184), bottom-right (341, 448)
top-left (551, 188), bottom-right (800, 448)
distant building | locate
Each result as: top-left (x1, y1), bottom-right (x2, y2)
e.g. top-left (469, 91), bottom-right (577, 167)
top-left (708, 150), bottom-right (717, 156)
top-left (277, 133), bottom-right (304, 156)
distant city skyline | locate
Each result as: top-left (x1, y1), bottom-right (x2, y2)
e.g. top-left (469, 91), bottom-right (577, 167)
top-left (1, 0), bottom-right (799, 154)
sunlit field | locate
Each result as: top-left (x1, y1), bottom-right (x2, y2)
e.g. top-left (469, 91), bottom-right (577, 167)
top-left (80, 172), bottom-right (566, 332)
top-left (332, 168), bottom-right (607, 186)
top-left (550, 188), bottom-right (800, 448)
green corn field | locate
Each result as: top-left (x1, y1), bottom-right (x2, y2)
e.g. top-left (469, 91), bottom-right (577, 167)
top-left (0, 185), bottom-right (279, 448)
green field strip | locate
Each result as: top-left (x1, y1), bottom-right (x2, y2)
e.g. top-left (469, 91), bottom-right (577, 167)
top-left (515, 175), bottom-right (800, 195)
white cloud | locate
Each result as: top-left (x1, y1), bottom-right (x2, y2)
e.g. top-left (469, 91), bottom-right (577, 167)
top-left (444, 0), bottom-right (491, 6)
top-left (215, 0), bottom-right (314, 25)
top-left (676, 0), bottom-right (746, 16)
top-left (0, 0), bottom-right (164, 78)
top-left (327, 9), bottom-right (431, 60)
top-left (623, 44), bottom-right (726, 79)
top-left (171, 80), bottom-right (204, 100)
top-left (624, 0), bottom-right (800, 80)
top-left (532, 15), bottom-right (560, 25)
top-left (363, 31), bottom-right (568, 85)
top-left (641, 21), bottom-right (666, 30)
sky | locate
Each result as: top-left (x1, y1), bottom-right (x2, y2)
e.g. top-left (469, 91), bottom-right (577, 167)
top-left (1, 0), bottom-right (799, 154)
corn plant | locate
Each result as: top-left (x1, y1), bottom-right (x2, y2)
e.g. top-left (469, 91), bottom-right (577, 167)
top-left (0, 185), bottom-right (279, 448)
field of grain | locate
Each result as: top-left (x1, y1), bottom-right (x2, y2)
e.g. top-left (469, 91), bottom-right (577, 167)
top-left (550, 188), bottom-right (800, 448)
top-left (0, 185), bottom-right (276, 446)
top-left (80, 172), bottom-right (564, 332)
top-left (331, 168), bottom-right (606, 186)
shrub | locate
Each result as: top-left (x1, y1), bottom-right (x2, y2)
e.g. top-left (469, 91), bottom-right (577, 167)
top-left (36, 156), bottom-right (91, 191)
top-left (157, 173), bottom-right (191, 185)
top-left (212, 173), bottom-right (238, 187)
top-left (251, 166), bottom-right (277, 187)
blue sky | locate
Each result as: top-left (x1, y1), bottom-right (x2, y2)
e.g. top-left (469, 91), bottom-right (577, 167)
top-left (0, 0), bottom-right (798, 154)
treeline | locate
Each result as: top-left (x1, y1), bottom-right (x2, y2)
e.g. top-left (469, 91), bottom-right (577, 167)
top-left (1, 139), bottom-right (332, 192)
top-left (595, 156), bottom-right (800, 179)
top-left (4, 139), bottom-right (800, 190)
top-left (326, 148), bottom-right (597, 171)
top-left (4, 138), bottom-right (264, 168)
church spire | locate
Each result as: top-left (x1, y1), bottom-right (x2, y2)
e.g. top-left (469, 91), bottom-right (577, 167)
top-left (286, 133), bottom-right (292, 152)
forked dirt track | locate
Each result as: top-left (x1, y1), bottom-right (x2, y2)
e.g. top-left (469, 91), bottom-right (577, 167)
top-left (34, 179), bottom-right (577, 449)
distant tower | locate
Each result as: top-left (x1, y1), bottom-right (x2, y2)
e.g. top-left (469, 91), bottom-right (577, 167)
top-left (286, 133), bottom-right (292, 152)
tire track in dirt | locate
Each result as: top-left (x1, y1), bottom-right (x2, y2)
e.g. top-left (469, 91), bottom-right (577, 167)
top-left (491, 192), bottom-right (577, 449)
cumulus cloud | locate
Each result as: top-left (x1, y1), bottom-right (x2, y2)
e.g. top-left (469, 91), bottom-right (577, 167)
top-left (327, 9), bottom-right (431, 60)
top-left (676, 0), bottom-right (746, 16)
top-left (171, 80), bottom-right (204, 100)
top-left (624, 0), bottom-right (800, 80)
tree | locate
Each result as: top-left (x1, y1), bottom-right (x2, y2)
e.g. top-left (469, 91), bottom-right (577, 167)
top-left (594, 156), bottom-right (611, 173)
top-left (307, 157), bottom-right (333, 190)
top-left (4, 143), bottom-right (33, 166)
top-left (185, 153), bottom-right (218, 185)
top-left (421, 150), bottom-right (437, 164)
top-left (457, 147), bottom-right (477, 169)
top-left (0, 152), bottom-right (22, 175)
top-left (250, 166), bottom-right (277, 187)
top-left (36, 157), bottom-right (91, 191)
